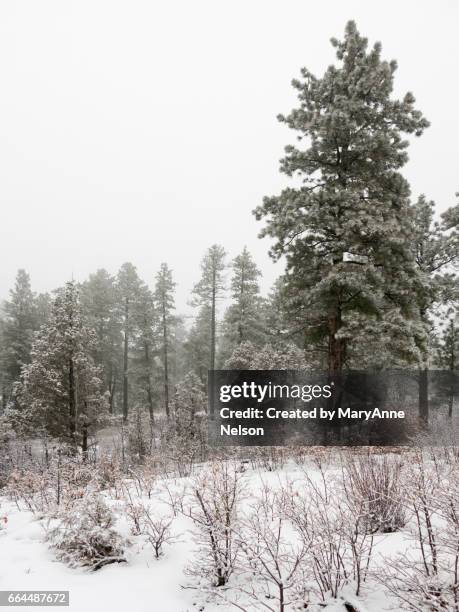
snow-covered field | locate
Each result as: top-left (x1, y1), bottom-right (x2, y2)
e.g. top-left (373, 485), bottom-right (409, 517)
top-left (0, 453), bottom-right (457, 612)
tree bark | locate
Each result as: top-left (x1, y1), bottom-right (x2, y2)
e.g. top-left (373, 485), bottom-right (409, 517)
top-left (68, 358), bottom-right (77, 441)
top-left (210, 273), bottom-right (216, 371)
top-left (161, 300), bottom-right (170, 419)
top-left (328, 308), bottom-right (345, 373)
top-left (418, 368), bottom-right (429, 425)
top-left (123, 298), bottom-right (129, 422)
top-left (144, 341), bottom-right (154, 423)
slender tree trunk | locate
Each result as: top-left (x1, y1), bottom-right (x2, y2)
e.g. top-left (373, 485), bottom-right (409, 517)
top-left (418, 368), bottom-right (429, 425)
top-left (162, 301), bottom-right (170, 419)
top-left (107, 363), bottom-right (114, 415)
top-left (1, 384), bottom-right (6, 413)
top-left (123, 298), bottom-right (129, 422)
top-left (328, 307), bottom-right (345, 373)
top-left (82, 419), bottom-right (88, 459)
top-left (449, 321), bottom-right (455, 418)
top-left (238, 267), bottom-right (245, 343)
top-left (210, 274), bottom-right (216, 371)
top-left (144, 342), bottom-right (154, 423)
top-left (68, 358), bottom-right (77, 441)
top-left (418, 309), bottom-right (429, 425)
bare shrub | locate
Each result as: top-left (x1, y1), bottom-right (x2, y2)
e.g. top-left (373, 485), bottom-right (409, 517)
top-left (342, 451), bottom-right (406, 533)
top-left (123, 482), bottom-right (179, 560)
top-left (380, 450), bottom-right (459, 611)
top-left (230, 482), bottom-right (308, 611)
top-left (162, 478), bottom-right (188, 517)
top-left (248, 447), bottom-right (287, 472)
top-left (5, 468), bottom-right (54, 514)
top-left (93, 453), bottom-right (123, 496)
top-left (186, 461), bottom-right (244, 587)
top-left (128, 457), bottom-right (158, 499)
top-left (286, 468), bottom-right (374, 604)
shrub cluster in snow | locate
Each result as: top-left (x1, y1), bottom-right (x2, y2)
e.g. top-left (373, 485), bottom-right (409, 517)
top-left (1, 444), bottom-right (458, 611)
top-left (45, 491), bottom-right (126, 571)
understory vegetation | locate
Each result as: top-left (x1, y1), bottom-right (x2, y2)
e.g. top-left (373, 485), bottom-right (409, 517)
top-left (1, 443), bottom-right (458, 611)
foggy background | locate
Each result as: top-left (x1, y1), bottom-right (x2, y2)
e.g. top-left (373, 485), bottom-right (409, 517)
top-left (0, 0), bottom-right (457, 313)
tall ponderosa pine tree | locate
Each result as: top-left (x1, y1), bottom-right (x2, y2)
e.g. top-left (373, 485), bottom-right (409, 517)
top-left (153, 263), bottom-right (176, 419)
top-left (255, 21), bottom-right (429, 373)
top-left (81, 269), bottom-right (121, 414)
top-left (185, 304), bottom-right (212, 384)
top-left (12, 281), bottom-right (108, 452)
top-left (0, 270), bottom-right (38, 409)
top-left (192, 245), bottom-right (226, 373)
top-left (116, 263), bottom-right (143, 422)
top-left (132, 283), bottom-right (157, 423)
top-left (411, 195), bottom-right (459, 420)
top-left (434, 316), bottom-right (459, 418)
top-left (220, 248), bottom-right (265, 361)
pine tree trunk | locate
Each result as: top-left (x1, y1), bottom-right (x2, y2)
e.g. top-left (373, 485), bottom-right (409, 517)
top-left (449, 325), bottom-right (455, 418)
top-left (144, 342), bottom-right (154, 423)
top-left (211, 279), bottom-right (216, 371)
top-left (418, 368), bottom-right (429, 425)
top-left (418, 309), bottom-right (429, 425)
top-left (107, 363), bottom-right (114, 415)
top-left (82, 422), bottom-right (88, 457)
top-left (68, 358), bottom-right (77, 442)
top-left (238, 269), bottom-right (245, 343)
top-left (1, 384), bottom-right (6, 413)
top-left (328, 308), bottom-right (345, 373)
top-left (123, 299), bottom-right (129, 422)
top-left (162, 301), bottom-right (170, 419)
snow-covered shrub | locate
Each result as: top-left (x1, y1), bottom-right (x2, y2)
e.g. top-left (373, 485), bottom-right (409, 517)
top-left (0, 416), bottom-right (17, 488)
top-left (125, 498), bottom-right (176, 559)
top-left (186, 461), bottom-right (244, 587)
top-left (161, 373), bottom-right (208, 477)
top-left (5, 469), bottom-right (53, 514)
top-left (127, 405), bottom-right (153, 462)
top-left (232, 482), bottom-right (309, 611)
top-left (6, 450), bottom-right (97, 515)
top-left (342, 451), bottom-right (406, 533)
top-left (46, 491), bottom-right (126, 570)
top-left (93, 453), bottom-right (123, 494)
top-left (128, 457), bottom-right (157, 499)
top-left (162, 478), bottom-right (188, 517)
top-left (248, 446), bottom-right (287, 472)
top-left (285, 468), bottom-right (374, 604)
top-left (380, 451), bottom-right (459, 610)
top-left (0, 506), bottom-right (7, 532)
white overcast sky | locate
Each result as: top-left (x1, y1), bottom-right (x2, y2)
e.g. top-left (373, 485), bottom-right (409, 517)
top-left (0, 0), bottom-right (458, 313)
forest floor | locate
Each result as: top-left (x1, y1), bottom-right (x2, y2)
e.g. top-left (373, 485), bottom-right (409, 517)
top-left (0, 460), bottom-right (418, 612)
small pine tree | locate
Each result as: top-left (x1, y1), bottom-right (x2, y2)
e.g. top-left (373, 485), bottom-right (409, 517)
top-left (434, 316), bottom-right (459, 418)
top-left (0, 270), bottom-right (39, 408)
top-left (184, 304), bottom-right (212, 383)
top-left (165, 372), bottom-right (207, 473)
top-left (46, 491), bottom-right (126, 570)
top-left (220, 248), bottom-right (266, 363)
top-left (11, 282), bottom-right (108, 453)
top-left (192, 245), bottom-right (226, 373)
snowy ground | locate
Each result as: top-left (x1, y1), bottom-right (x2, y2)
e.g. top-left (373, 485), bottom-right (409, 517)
top-left (0, 461), bottom-right (417, 612)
